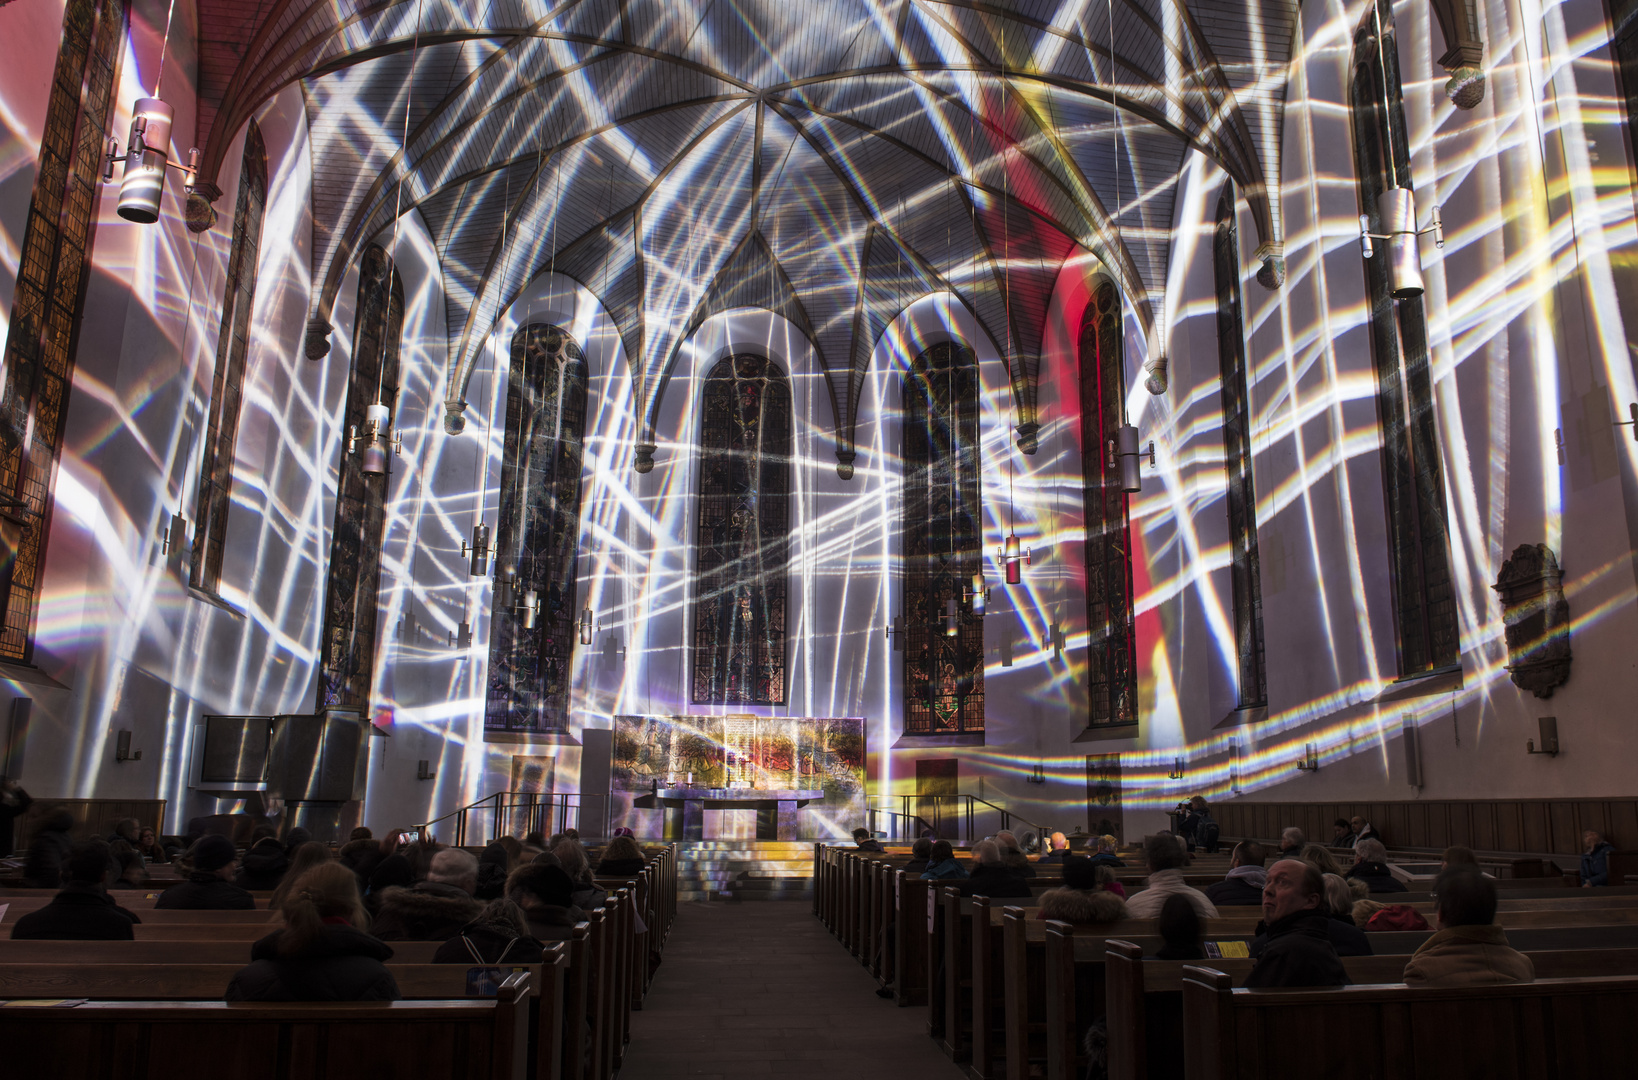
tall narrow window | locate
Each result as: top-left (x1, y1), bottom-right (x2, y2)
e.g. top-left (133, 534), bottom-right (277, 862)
top-left (485, 324), bottom-right (589, 736)
top-left (1352, 1), bottom-right (1459, 676)
top-left (191, 121), bottom-right (269, 593)
top-left (692, 354), bottom-right (790, 705)
top-left (0, 0), bottom-right (124, 661)
top-left (1213, 191), bottom-right (1268, 709)
top-left (1081, 281), bottom-right (1137, 730)
top-left (903, 342), bottom-right (983, 735)
top-left (317, 245), bottom-right (403, 711)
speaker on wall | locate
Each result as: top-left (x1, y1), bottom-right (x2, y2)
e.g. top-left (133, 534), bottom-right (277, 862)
top-left (1402, 714), bottom-right (1423, 788)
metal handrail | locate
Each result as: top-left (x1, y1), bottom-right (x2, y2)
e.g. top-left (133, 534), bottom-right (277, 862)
top-left (865, 804), bottom-right (933, 841)
top-left (888, 793), bottom-right (1053, 844)
top-left (416, 791), bottom-right (600, 847)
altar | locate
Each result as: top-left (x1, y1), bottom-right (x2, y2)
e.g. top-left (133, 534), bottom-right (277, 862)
top-left (610, 715), bottom-right (865, 840)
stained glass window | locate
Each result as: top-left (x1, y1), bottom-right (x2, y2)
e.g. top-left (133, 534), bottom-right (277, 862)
top-left (1213, 191), bottom-right (1269, 709)
top-left (485, 324), bottom-right (589, 735)
top-left (902, 343), bottom-right (983, 735)
top-left (191, 121), bottom-right (268, 594)
top-left (692, 354), bottom-right (790, 705)
top-left (1352, 1), bottom-right (1459, 676)
top-left (317, 245), bottom-right (403, 711)
top-left (1081, 282), bottom-right (1137, 729)
top-left (0, 0), bottom-right (124, 662)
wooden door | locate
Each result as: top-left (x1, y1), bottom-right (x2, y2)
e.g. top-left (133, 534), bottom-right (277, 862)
top-left (917, 759), bottom-right (960, 839)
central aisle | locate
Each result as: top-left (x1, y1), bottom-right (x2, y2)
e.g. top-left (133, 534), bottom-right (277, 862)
top-left (617, 901), bottom-right (967, 1079)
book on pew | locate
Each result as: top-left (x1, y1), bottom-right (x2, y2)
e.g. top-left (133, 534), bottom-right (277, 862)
top-left (1203, 941), bottom-right (1249, 959)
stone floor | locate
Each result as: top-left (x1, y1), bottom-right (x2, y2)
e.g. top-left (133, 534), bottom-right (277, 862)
top-left (616, 901), bottom-right (967, 1079)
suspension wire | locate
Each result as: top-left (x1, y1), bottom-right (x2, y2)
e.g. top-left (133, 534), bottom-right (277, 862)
top-left (379, 0), bottom-right (427, 406)
top-left (1372, 0), bottom-right (1400, 189)
top-left (154, 0), bottom-right (179, 97)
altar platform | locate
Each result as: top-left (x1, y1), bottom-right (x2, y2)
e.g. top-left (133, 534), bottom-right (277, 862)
top-left (633, 786), bottom-right (824, 841)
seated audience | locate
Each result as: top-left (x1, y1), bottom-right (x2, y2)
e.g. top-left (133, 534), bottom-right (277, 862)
top-left (594, 834), bottom-right (649, 877)
top-left (435, 898), bottom-right (548, 964)
top-left (1581, 830), bottom-right (1616, 887)
top-left (474, 841), bottom-right (514, 901)
top-left (1094, 864), bottom-right (1126, 899)
top-left (271, 841), bottom-right (334, 909)
top-left (920, 840), bottom-right (968, 881)
top-left (1243, 859), bottom-right (1350, 988)
top-left (226, 862), bottom-right (399, 1001)
top-left (109, 839), bottom-right (149, 887)
top-left (1350, 816), bottom-right (1381, 844)
top-left (283, 827), bottom-right (314, 853)
top-left (402, 837), bottom-right (445, 881)
top-left (1352, 897), bottom-right (1384, 925)
top-left (23, 806), bottom-right (75, 888)
top-left (1087, 835), bottom-right (1125, 868)
top-left (1203, 841), bottom-right (1266, 906)
top-left (1038, 831), bottom-right (1071, 863)
top-left (106, 817), bottom-right (141, 846)
top-left (1156, 893), bottom-right (1205, 960)
top-left (1300, 843), bottom-right (1345, 877)
top-left (852, 827), bottom-right (884, 852)
top-left (506, 863), bottom-right (583, 940)
top-left (965, 839), bottom-right (1032, 898)
top-left (1332, 818), bottom-right (1355, 847)
top-left (1402, 866), bottom-right (1535, 987)
top-left (1345, 838), bottom-right (1407, 893)
top-left (135, 825), bottom-right (166, 862)
top-left (901, 837), bottom-right (934, 875)
top-left (1277, 827), bottom-right (1305, 861)
top-left (994, 830), bottom-right (1036, 878)
top-left (237, 826), bottom-right (290, 890)
top-left (156, 834), bottom-right (256, 909)
top-left (339, 831), bottom-right (390, 886)
top-left (1038, 857), bottom-right (1128, 923)
top-left (1441, 845), bottom-right (1478, 871)
top-left (554, 839), bottom-right (609, 909)
top-left (371, 848), bottom-right (483, 940)
top-left (0, 778), bottom-right (32, 859)
top-left (11, 840), bottom-right (141, 940)
top-left (1125, 834), bottom-right (1219, 919)
top-left (1318, 874), bottom-right (1372, 955)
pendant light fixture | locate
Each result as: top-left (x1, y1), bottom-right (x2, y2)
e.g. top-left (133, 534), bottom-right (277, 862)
top-left (106, 0), bottom-right (198, 223)
top-left (943, 597), bottom-right (959, 637)
top-left (579, 604), bottom-right (593, 645)
top-left (462, 522), bottom-right (490, 576)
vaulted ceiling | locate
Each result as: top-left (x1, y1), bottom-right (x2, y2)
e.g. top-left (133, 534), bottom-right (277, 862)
top-left (191, 0), bottom-right (1298, 472)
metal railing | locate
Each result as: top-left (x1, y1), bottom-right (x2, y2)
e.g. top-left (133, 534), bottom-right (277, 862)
top-left (416, 791), bottom-right (610, 847)
top-left (865, 793), bottom-right (1051, 845)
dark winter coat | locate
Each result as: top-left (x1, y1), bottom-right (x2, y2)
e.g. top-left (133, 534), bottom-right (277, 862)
top-left (1251, 913), bottom-right (1373, 958)
top-left (370, 882), bottom-right (483, 941)
top-left (1203, 871), bottom-right (1267, 907)
top-left (964, 863), bottom-right (1033, 899)
top-left (1581, 842), bottom-right (1617, 887)
top-left (921, 858), bottom-right (969, 881)
top-left (1345, 861), bottom-right (1408, 893)
top-left (1243, 911), bottom-right (1351, 988)
top-left (435, 908), bottom-right (551, 963)
top-left (571, 884), bottom-right (609, 911)
top-left (339, 839), bottom-right (386, 886)
top-left (0, 786), bottom-right (32, 859)
top-left (1002, 851), bottom-right (1037, 878)
top-left (520, 905), bottom-right (582, 942)
top-left (1087, 852), bottom-right (1126, 869)
top-left (900, 858), bottom-right (930, 875)
top-left (855, 838), bottom-right (884, 852)
top-left (155, 872), bottom-right (258, 910)
top-left (236, 839), bottom-right (290, 890)
top-left (10, 886), bottom-right (141, 940)
top-left (594, 856), bottom-right (648, 877)
top-left (23, 825), bottom-right (73, 888)
top-left (225, 924), bottom-right (400, 1001)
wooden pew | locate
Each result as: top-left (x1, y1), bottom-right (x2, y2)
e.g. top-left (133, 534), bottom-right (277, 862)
top-left (891, 871), bottom-right (931, 1005)
top-left (0, 970), bottom-right (535, 1080)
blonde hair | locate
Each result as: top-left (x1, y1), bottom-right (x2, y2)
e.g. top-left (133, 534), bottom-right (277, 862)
top-left (1098, 834), bottom-right (1118, 854)
top-left (1352, 898), bottom-right (1385, 925)
top-left (277, 862), bottom-right (369, 957)
top-left (1321, 873), bottom-right (1353, 918)
top-left (1301, 843), bottom-right (1343, 877)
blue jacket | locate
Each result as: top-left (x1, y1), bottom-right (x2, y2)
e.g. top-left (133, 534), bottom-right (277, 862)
top-left (1582, 842), bottom-right (1616, 886)
top-left (921, 858), bottom-right (969, 881)
top-left (1087, 852), bottom-right (1126, 868)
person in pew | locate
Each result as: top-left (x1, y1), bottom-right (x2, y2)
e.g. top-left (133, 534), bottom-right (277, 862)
top-left (1350, 817), bottom-right (1381, 845)
top-left (1125, 834), bottom-right (1219, 919)
top-left (1441, 845), bottom-right (1478, 871)
top-left (237, 826), bottom-right (291, 891)
top-left (851, 827), bottom-right (885, 852)
top-left (342, 829), bottom-right (397, 887)
top-left (272, 841), bottom-right (335, 909)
top-left (402, 836), bottom-right (446, 881)
top-left (920, 840), bottom-right (968, 881)
top-left (1333, 818), bottom-right (1355, 848)
top-left (22, 805), bottom-right (75, 888)
top-left (1344, 839), bottom-right (1408, 893)
top-left (1243, 860), bottom-right (1350, 988)
top-left (0, 778), bottom-right (31, 860)
top-left (1037, 832), bottom-right (1070, 863)
top-left (435, 897), bottom-right (548, 964)
top-left (506, 863), bottom-right (585, 941)
top-left (475, 842), bottom-right (515, 900)
top-left (1581, 831), bottom-right (1616, 887)
top-left (1204, 841), bottom-right (1267, 907)
top-left (109, 839), bottom-right (149, 887)
top-left (1300, 843), bottom-right (1345, 878)
top-left (135, 825), bottom-right (166, 863)
top-left (155, 834), bottom-right (256, 910)
top-left (1092, 863), bottom-right (1126, 899)
top-left (1314, 874), bottom-right (1372, 955)
top-left (994, 831), bottom-right (1036, 878)
top-left (965, 839), bottom-right (1033, 898)
top-left (372, 848), bottom-right (484, 941)
top-left (366, 852), bottom-right (415, 908)
top-left (595, 833), bottom-right (649, 877)
top-left (1087, 834), bottom-right (1125, 869)
top-left (10, 840), bottom-right (141, 940)
top-left (1402, 867), bottom-right (1535, 987)
top-left (1278, 827), bottom-right (1305, 862)
top-left (554, 840), bottom-right (609, 909)
top-left (106, 817), bottom-right (141, 847)
top-left (1037, 858), bottom-right (1128, 923)
top-left (226, 862), bottom-right (400, 1002)
top-left (896, 837), bottom-right (934, 875)
top-left (1156, 894), bottom-right (1205, 960)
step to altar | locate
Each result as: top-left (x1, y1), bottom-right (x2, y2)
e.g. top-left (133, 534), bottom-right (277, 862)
top-left (674, 840), bottom-right (819, 901)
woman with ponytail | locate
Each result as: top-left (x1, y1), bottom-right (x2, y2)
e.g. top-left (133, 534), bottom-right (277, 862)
top-left (225, 862), bottom-right (399, 1001)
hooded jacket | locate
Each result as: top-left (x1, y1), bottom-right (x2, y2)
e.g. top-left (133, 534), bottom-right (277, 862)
top-left (236, 838), bottom-right (290, 891)
top-left (1203, 866), bottom-right (1267, 907)
top-left (155, 872), bottom-right (257, 910)
top-left (1125, 869), bottom-right (1220, 919)
top-left (1345, 860), bottom-right (1408, 894)
top-left (434, 905), bottom-right (550, 964)
top-left (1243, 911), bottom-right (1351, 988)
top-left (1401, 923), bottom-right (1535, 987)
top-left (1581, 841), bottom-right (1616, 887)
top-left (1036, 886), bottom-right (1128, 924)
top-left (225, 924), bottom-right (400, 1001)
top-left (10, 886), bottom-right (141, 940)
top-left (370, 882), bottom-right (483, 941)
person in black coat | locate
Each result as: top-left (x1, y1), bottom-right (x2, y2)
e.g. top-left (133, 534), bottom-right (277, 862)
top-left (434, 898), bottom-right (548, 964)
top-left (900, 837), bottom-right (934, 875)
top-left (11, 840), bottom-right (142, 940)
top-left (156, 834), bottom-right (257, 910)
top-left (505, 863), bottom-right (585, 941)
top-left (1156, 893), bottom-right (1206, 960)
top-left (1244, 859), bottom-right (1350, 988)
top-left (226, 862), bottom-right (399, 1001)
top-left (371, 849), bottom-right (483, 941)
top-left (852, 827), bottom-right (884, 852)
top-left (22, 805), bottom-right (75, 888)
top-left (1344, 839), bottom-right (1408, 893)
top-left (593, 834), bottom-right (648, 878)
top-left (236, 828), bottom-right (290, 890)
top-left (965, 840), bottom-right (1032, 898)
top-left (1203, 841), bottom-right (1269, 907)
top-left (0, 779), bottom-right (32, 860)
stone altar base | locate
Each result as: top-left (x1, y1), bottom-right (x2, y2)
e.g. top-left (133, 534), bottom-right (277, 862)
top-left (632, 787), bottom-right (824, 841)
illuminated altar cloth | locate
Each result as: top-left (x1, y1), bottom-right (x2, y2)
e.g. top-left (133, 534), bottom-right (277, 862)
top-left (632, 786), bottom-right (825, 841)
top-left (610, 715), bottom-right (865, 840)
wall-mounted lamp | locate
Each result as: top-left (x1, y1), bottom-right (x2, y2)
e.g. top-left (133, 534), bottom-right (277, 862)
top-left (1167, 757), bottom-right (1185, 780)
top-left (1002, 534), bottom-right (1030, 584)
top-left (943, 597), bottom-right (959, 637)
top-left (1526, 715), bottom-right (1559, 757)
top-left (884, 615), bottom-right (904, 651)
top-left (160, 512), bottom-right (186, 575)
top-left (397, 607), bottom-right (419, 642)
top-left (1297, 743), bottom-right (1320, 772)
top-left (416, 759), bottom-right (435, 780)
top-left (114, 730), bottom-right (142, 763)
top-left (1358, 189), bottom-right (1443, 298)
top-left (104, 98), bottom-right (199, 223)
top-left (1614, 403), bottom-right (1638, 443)
top-left (1025, 761), bottom-right (1046, 785)
top-left (1108, 425), bottom-right (1145, 493)
top-left (462, 523), bottom-right (490, 576)
top-left (448, 619), bottom-right (472, 649)
top-left (348, 402), bottom-right (401, 476)
top-left (601, 632), bottom-right (627, 665)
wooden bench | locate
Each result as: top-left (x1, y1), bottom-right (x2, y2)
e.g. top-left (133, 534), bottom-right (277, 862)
top-left (0, 970), bottom-right (535, 1080)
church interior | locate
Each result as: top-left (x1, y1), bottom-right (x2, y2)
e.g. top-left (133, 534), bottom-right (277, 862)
top-left (1, 0), bottom-right (1637, 1073)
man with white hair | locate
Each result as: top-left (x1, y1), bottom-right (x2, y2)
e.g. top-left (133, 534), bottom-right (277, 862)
top-left (1278, 827), bottom-right (1305, 861)
top-left (1344, 838), bottom-right (1407, 894)
top-left (1038, 832), bottom-right (1071, 863)
top-left (371, 846), bottom-right (482, 940)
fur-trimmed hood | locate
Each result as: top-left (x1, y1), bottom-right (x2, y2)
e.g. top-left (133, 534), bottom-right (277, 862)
top-left (1038, 886), bottom-right (1129, 924)
top-left (370, 883), bottom-right (482, 941)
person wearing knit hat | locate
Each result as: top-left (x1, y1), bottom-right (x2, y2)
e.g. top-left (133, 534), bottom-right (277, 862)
top-left (505, 863), bottom-right (581, 940)
top-left (155, 834), bottom-right (256, 910)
